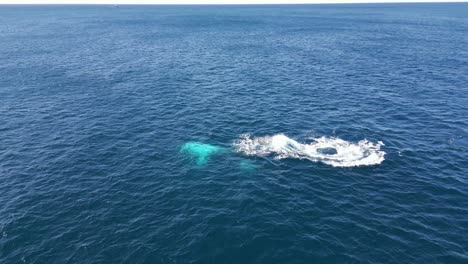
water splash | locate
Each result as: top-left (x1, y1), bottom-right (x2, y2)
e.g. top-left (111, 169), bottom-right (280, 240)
top-left (180, 142), bottom-right (223, 165)
top-left (233, 134), bottom-right (385, 167)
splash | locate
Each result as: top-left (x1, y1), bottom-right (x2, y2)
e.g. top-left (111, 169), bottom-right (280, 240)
top-left (180, 142), bottom-right (222, 165)
top-left (233, 134), bottom-right (385, 167)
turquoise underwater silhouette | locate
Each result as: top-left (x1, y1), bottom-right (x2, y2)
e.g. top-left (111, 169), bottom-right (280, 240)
top-left (180, 142), bottom-right (223, 166)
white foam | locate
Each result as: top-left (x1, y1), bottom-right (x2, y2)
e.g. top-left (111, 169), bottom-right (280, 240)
top-left (233, 134), bottom-right (385, 167)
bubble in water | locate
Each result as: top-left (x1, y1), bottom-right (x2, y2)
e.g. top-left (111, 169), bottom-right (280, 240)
top-left (180, 142), bottom-right (222, 165)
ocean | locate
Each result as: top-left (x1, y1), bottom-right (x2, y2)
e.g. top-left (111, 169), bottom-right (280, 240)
top-left (0, 3), bottom-right (467, 263)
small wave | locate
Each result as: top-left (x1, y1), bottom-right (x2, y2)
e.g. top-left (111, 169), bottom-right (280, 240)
top-left (233, 134), bottom-right (385, 167)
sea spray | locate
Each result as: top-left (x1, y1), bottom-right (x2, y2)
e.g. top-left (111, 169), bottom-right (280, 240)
top-left (233, 134), bottom-right (385, 167)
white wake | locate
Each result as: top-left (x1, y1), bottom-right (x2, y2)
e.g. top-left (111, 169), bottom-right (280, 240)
top-left (233, 134), bottom-right (385, 167)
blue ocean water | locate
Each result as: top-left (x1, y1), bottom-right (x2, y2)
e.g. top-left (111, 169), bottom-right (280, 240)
top-left (1, 3), bottom-right (468, 263)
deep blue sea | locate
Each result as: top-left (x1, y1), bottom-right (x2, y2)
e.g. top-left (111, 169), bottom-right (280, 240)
top-left (1, 3), bottom-right (468, 264)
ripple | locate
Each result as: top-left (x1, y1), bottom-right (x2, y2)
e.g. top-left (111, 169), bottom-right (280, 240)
top-left (1, 4), bottom-right (468, 264)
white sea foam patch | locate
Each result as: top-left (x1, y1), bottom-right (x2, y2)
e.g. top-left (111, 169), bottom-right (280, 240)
top-left (233, 134), bottom-right (385, 167)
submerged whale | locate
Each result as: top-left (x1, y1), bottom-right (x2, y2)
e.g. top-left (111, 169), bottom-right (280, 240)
top-left (180, 142), bottom-right (223, 165)
top-left (181, 134), bottom-right (385, 168)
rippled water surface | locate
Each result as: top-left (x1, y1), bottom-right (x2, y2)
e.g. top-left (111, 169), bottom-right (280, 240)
top-left (1, 4), bottom-right (468, 263)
